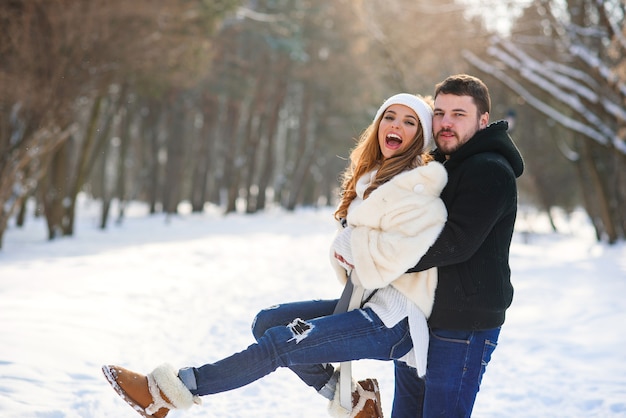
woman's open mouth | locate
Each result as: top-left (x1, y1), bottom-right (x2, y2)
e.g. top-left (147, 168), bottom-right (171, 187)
top-left (385, 133), bottom-right (403, 150)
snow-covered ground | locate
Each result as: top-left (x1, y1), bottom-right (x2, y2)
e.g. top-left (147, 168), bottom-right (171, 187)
top-left (0, 199), bottom-right (624, 417)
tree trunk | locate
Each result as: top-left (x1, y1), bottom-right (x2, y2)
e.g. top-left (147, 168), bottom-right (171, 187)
top-left (161, 95), bottom-right (184, 215)
top-left (222, 98), bottom-right (243, 214)
top-left (243, 67), bottom-right (272, 214)
top-left (91, 96), bottom-right (121, 229)
top-left (15, 196), bottom-right (28, 227)
top-left (285, 84), bottom-right (314, 211)
top-left (580, 140), bottom-right (617, 242)
top-left (142, 100), bottom-right (163, 215)
top-left (65, 94), bottom-right (104, 236)
top-left (0, 122), bottom-right (73, 247)
top-left (190, 94), bottom-right (218, 213)
top-left (257, 59), bottom-right (290, 211)
top-left (115, 98), bottom-right (135, 225)
top-left (99, 135), bottom-right (112, 230)
top-left (43, 141), bottom-right (70, 240)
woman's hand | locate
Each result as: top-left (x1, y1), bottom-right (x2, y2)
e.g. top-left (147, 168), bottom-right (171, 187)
top-left (333, 251), bottom-right (354, 271)
top-left (332, 226), bottom-right (354, 272)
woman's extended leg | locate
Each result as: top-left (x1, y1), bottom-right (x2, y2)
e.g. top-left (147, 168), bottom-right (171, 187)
top-left (183, 306), bottom-right (413, 396)
top-left (102, 304), bottom-right (412, 417)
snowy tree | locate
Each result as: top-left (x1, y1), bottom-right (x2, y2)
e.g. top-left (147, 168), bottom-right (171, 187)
top-left (463, 0), bottom-right (626, 243)
top-left (0, 0), bottom-right (240, 247)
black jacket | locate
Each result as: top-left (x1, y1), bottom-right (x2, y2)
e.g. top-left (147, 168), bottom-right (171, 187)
top-left (408, 120), bottom-right (524, 330)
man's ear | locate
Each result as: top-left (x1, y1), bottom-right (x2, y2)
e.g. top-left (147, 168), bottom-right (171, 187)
top-left (479, 112), bottom-right (489, 129)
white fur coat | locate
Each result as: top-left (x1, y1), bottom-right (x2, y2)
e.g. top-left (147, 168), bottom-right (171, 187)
top-left (331, 162), bottom-right (448, 318)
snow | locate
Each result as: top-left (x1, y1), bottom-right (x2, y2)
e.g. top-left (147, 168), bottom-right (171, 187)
top-left (1, 199), bottom-right (625, 417)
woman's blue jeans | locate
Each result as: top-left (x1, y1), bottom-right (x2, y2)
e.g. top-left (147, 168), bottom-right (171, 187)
top-left (180, 299), bottom-right (413, 396)
top-left (392, 327), bottom-right (501, 417)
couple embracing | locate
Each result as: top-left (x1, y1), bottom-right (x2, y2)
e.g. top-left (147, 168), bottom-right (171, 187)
top-left (103, 74), bottom-right (524, 418)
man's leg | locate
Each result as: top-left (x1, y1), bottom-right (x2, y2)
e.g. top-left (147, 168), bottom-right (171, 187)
top-left (392, 360), bottom-right (425, 418)
top-left (422, 328), bottom-right (500, 418)
top-left (391, 328), bottom-right (500, 418)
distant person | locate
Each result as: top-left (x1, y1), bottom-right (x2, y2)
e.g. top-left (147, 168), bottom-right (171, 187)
top-left (103, 93), bottom-right (448, 418)
top-left (391, 74), bottom-right (524, 417)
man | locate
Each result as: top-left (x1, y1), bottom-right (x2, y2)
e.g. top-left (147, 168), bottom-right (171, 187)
top-left (391, 74), bottom-right (524, 417)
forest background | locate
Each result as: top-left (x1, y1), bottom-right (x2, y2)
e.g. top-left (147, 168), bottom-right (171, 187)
top-left (1, 0), bottom-right (625, 249)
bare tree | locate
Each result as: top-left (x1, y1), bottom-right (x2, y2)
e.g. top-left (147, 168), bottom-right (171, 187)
top-left (0, 0), bottom-right (240, 246)
top-left (463, 0), bottom-right (626, 242)
top-left (0, 0), bottom-right (504, 248)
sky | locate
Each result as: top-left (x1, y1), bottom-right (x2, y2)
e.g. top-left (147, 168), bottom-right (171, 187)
top-left (0, 198), bottom-right (625, 417)
top-left (459, 0), bottom-right (533, 35)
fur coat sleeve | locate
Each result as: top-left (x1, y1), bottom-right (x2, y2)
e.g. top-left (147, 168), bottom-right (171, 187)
top-left (330, 162), bottom-right (448, 316)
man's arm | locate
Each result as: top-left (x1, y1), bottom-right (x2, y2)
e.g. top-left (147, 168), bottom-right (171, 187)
top-left (408, 155), bottom-right (516, 272)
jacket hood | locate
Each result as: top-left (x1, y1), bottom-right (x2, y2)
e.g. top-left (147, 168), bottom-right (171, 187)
top-left (435, 120), bottom-right (524, 177)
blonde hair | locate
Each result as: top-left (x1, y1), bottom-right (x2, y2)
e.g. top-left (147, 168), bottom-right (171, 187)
top-left (334, 96), bottom-right (433, 221)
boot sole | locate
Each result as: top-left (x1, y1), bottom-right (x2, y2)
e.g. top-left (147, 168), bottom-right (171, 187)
top-left (102, 365), bottom-right (153, 418)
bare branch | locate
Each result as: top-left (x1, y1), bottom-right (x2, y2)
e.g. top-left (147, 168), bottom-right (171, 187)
top-left (462, 48), bottom-right (626, 156)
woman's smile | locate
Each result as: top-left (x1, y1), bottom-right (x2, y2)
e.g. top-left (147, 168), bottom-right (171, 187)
top-left (378, 104), bottom-right (418, 159)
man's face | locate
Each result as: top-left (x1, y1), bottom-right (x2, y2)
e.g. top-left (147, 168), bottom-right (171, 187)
top-left (433, 93), bottom-right (489, 157)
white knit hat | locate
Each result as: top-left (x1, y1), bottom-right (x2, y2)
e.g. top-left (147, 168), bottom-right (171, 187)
top-left (373, 93), bottom-right (434, 151)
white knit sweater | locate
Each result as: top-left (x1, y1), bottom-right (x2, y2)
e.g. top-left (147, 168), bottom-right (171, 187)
top-left (330, 162), bottom-right (448, 376)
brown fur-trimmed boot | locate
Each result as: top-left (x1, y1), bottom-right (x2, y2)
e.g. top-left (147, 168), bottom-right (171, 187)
top-left (102, 364), bottom-right (201, 418)
top-left (328, 377), bottom-right (384, 418)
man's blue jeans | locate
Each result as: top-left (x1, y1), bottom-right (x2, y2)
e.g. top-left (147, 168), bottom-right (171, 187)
top-left (180, 299), bottom-right (413, 397)
top-left (392, 327), bottom-right (501, 417)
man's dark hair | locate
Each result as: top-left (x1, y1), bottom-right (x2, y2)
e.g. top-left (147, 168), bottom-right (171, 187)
top-left (434, 74), bottom-right (491, 115)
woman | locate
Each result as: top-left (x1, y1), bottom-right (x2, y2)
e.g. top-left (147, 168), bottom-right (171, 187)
top-left (103, 93), bottom-right (447, 418)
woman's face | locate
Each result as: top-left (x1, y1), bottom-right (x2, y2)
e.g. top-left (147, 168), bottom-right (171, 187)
top-left (377, 104), bottom-right (420, 160)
